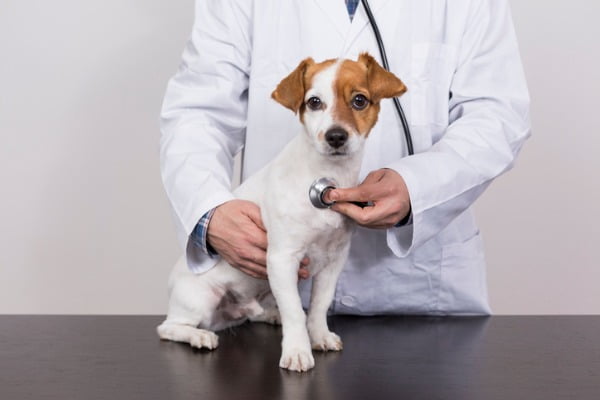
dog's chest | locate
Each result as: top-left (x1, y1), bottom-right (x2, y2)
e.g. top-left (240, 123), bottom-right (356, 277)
top-left (287, 204), bottom-right (351, 249)
top-left (307, 207), bottom-right (347, 232)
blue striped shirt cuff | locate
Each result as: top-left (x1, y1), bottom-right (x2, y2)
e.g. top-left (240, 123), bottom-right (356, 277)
top-left (191, 208), bottom-right (217, 256)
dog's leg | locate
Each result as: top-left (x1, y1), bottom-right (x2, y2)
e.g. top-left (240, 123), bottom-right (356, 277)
top-left (307, 243), bottom-right (350, 352)
top-left (249, 292), bottom-right (281, 325)
top-left (267, 250), bottom-right (314, 372)
top-left (156, 280), bottom-right (221, 350)
top-left (157, 320), bottom-right (219, 350)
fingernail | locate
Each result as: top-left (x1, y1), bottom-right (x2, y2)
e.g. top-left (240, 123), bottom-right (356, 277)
top-left (327, 190), bottom-right (337, 201)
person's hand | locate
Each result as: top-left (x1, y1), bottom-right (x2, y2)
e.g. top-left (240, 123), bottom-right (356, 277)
top-left (207, 200), bottom-right (310, 280)
top-left (324, 169), bottom-right (411, 229)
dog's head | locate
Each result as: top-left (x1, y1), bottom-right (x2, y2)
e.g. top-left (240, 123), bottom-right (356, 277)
top-left (272, 53), bottom-right (407, 158)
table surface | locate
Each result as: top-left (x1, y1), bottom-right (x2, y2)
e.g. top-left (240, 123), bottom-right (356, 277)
top-left (1, 315), bottom-right (599, 400)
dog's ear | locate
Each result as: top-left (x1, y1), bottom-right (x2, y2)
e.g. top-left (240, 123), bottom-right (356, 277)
top-left (358, 53), bottom-right (407, 103)
top-left (272, 57), bottom-right (315, 113)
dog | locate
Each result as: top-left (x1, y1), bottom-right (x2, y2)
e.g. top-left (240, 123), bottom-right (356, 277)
top-left (157, 53), bottom-right (407, 372)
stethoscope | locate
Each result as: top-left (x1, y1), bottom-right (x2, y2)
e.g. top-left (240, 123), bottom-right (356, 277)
top-left (309, 0), bottom-right (413, 209)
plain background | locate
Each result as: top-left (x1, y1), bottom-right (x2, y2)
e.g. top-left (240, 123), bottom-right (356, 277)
top-left (0, 0), bottom-right (598, 315)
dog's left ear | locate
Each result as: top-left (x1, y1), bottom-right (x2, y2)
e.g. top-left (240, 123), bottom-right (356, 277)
top-left (272, 57), bottom-right (315, 113)
top-left (358, 53), bottom-right (407, 103)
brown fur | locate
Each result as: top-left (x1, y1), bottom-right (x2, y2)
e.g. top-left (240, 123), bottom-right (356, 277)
top-left (272, 54), bottom-right (406, 136)
top-left (271, 58), bottom-right (337, 117)
top-left (334, 54), bottom-right (406, 137)
top-left (271, 58), bottom-right (315, 114)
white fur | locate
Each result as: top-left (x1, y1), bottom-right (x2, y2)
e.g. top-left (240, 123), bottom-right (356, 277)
top-left (157, 59), bottom-right (374, 372)
top-left (304, 60), bottom-right (366, 157)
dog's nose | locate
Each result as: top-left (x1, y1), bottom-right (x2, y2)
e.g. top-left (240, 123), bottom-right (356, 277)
top-left (325, 128), bottom-right (348, 149)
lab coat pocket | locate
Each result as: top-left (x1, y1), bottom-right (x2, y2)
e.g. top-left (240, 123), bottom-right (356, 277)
top-left (385, 239), bottom-right (442, 314)
top-left (441, 229), bottom-right (481, 259)
top-left (439, 231), bottom-right (491, 315)
top-left (409, 43), bottom-right (458, 128)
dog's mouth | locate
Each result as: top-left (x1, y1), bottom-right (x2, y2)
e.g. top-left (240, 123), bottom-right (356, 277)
top-left (326, 148), bottom-right (350, 157)
top-left (331, 150), bottom-right (347, 156)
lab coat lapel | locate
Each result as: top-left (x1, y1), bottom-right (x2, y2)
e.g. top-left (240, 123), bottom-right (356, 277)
top-left (341, 0), bottom-right (395, 54)
top-left (311, 0), bottom-right (351, 39)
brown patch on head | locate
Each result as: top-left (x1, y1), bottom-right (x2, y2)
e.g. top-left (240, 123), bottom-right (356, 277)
top-left (331, 53), bottom-right (407, 137)
top-left (332, 60), bottom-right (373, 136)
top-left (271, 58), bottom-right (337, 118)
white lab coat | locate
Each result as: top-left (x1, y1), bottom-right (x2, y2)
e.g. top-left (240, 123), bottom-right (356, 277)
top-left (160, 0), bottom-right (531, 315)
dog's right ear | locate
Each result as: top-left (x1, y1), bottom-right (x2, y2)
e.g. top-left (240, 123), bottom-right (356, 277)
top-left (271, 57), bottom-right (315, 113)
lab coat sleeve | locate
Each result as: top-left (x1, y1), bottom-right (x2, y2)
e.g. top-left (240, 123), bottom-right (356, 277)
top-left (159, 0), bottom-right (252, 269)
top-left (386, 0), bottom-right (531, 256)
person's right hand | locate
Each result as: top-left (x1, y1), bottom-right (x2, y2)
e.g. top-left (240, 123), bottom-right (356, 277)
top-left (207, 200), bottom-right (310, 280)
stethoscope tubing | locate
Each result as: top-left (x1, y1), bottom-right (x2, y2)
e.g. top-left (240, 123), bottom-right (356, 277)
top-left (360, 0), bottom-right (414, 156)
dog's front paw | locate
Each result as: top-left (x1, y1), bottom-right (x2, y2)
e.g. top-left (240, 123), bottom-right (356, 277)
top-left (189, 330), bottom-right (219, 350)
top-left (311, 331), bottom-right (343, 352)
top-left (279, 347), bottom-right (315, 372)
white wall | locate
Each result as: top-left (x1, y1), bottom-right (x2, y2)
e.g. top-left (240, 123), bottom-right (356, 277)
top-left (1, 1), bottom-right (598, 314)
top-left (0, 0), bottom-right (189, 313)
top-left (476, 0), bottom-right (600, 314)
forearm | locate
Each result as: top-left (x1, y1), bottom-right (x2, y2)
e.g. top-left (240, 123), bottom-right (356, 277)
top-left (159, 0), bottom-right (252, 245)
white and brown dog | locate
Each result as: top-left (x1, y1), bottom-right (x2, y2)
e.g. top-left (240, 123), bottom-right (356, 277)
top-left (157, 53), bottom-right (406, 372)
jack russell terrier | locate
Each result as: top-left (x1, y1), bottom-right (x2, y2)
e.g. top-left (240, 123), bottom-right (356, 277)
top-left (157, 53), bottom-right (407, 372)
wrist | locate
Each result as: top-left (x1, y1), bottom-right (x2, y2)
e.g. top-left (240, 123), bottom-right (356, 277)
top-left (395, 206), bottom-right (412, 227)
top-left (192, 208), bottom-right (218, 256)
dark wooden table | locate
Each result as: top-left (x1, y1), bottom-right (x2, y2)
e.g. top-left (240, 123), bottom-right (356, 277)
top-left (1, 315), bottom-right (599, 399)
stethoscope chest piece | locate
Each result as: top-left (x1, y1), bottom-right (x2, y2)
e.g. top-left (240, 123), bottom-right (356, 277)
top-left (309, 177), bottom-right (338, 209)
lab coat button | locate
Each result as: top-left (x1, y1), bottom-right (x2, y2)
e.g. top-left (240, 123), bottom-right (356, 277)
top-left (341, 296), bottom-right (355, 307)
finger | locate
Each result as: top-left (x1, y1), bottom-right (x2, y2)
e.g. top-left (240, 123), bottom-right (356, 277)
top-left (365, 220), bottom-right (397, 230)
top-left (331, 201), bottom-right (391, 227)
top-left (239, 246), bottom-right (268, 268)
top-left (298, 266), bottom-right (310, 280)
top-left (241, 269), bottom-right (268, 280)
top-left (247, 227), bottom-right (268, 251)
top-left (244, 203), bottom-right (266, 232)
top-left (300, 257), bottom-right (310, 267)
top-left (330, 201), bottom-right (373, 225)
top-left (238, 261), bottom-right (268, 280)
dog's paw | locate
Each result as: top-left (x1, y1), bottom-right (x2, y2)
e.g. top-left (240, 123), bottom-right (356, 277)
top-left (261, 310), bottom-right (282, 325)
top-left (189, 330), bottom-right (219, 350)
top-left (279, 347), bottom-right (315, 372)
top-left (249, 308), bottom-right (281, 325)
top-left (310, 331), bottom-right (343, 352)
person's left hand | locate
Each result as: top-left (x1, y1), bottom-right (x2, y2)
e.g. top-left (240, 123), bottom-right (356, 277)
top-left (324, 168), bottom-right (411, 229)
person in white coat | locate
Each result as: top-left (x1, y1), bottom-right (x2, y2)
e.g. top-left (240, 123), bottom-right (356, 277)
top-left (160, 0), bottom-right (531, 315)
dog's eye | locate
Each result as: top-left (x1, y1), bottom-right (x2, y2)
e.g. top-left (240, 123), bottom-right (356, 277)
top-left (306, 96), bottom-right (323, 111)
top-left (351, 94), bottom-right (369, 110)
